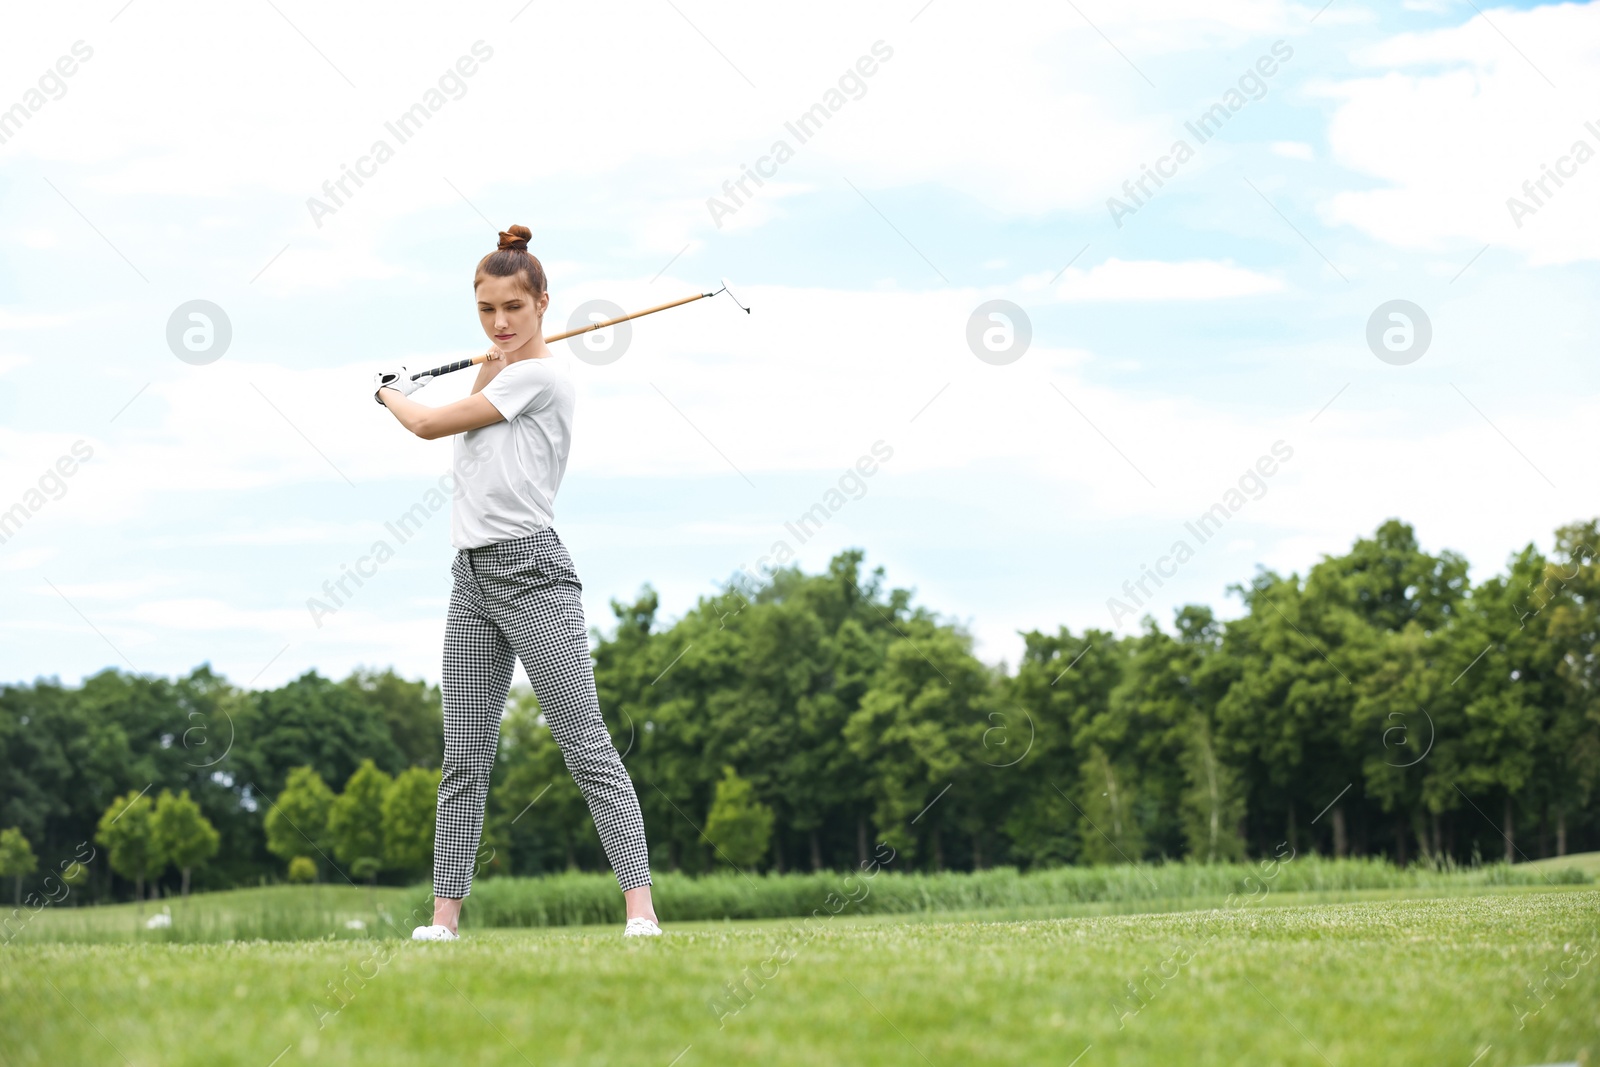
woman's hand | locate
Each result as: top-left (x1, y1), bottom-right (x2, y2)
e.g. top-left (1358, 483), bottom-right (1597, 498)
top-left (483, 344), bottom-right (504, 363)
top-left (373, 366), bottom-right (431, 406)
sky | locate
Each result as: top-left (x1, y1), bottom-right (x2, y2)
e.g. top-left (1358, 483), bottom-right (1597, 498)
top-left (1, 0), bottom-right (1597, 690)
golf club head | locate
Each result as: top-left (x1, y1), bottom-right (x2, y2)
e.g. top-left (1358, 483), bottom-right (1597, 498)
top-left (718, 277), bottom-right (751, 314)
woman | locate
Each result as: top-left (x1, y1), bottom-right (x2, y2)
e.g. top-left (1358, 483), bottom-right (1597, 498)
top-left (373, 225), bottom-right (661, 940)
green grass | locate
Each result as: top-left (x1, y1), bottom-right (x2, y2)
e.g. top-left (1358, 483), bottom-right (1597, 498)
top-left (1523, 849), bottom-right (1600, 878)
top-left (5, 884), bottom-right (423, 946)
top-left (455, 855), bottom-right (1587, 928)
top-left (11, 856), bottom-right (1589, 944)
top-left (2, 885), bottom-right (1595, 1066)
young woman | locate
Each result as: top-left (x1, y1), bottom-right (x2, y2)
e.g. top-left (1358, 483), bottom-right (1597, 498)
top-left (373, 225), bottom-right (661, 940)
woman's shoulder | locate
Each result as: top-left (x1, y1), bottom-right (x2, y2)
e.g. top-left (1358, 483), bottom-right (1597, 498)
top-left (497, 351), bottom-right (574, 414)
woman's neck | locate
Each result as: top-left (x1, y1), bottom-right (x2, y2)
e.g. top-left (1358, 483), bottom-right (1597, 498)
top-left (506, 336), bottom-right (555, 362)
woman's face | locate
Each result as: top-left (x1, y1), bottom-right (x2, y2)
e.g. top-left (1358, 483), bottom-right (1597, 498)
top-left (476, 274), bottom-right (549, 353)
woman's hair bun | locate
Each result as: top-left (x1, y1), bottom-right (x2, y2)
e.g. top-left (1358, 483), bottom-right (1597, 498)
top-left (477, 223), bottom-right (547, 296)
top-left (496, 225), bottom-right (532, 252)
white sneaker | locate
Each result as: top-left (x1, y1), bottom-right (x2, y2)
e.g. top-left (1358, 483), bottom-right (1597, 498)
top-left (411, 924), bottom-right (459, 941)
top-left (623, 917), bottom-right (662, 938)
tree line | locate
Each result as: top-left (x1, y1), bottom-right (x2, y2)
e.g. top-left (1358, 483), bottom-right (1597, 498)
top-left (3, 517), bottom-right (1598, 903)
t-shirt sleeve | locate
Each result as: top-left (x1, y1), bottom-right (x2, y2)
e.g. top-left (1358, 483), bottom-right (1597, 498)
top-left (481, 360), bottom-right (553, 421)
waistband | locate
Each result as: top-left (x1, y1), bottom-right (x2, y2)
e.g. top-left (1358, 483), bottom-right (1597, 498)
top-left (460, 526), bottom-right (560, 555)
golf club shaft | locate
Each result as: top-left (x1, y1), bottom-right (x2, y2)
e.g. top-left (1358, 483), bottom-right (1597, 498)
top-left (412, 291), bottom-right (713, 381)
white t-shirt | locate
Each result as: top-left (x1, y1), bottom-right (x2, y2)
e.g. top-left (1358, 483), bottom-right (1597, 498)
top-left (450, 352), bottom-right (576, 550)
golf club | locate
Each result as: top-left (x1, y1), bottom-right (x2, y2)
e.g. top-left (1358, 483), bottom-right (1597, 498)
top-left (412, 279), bottom-right (750, 381)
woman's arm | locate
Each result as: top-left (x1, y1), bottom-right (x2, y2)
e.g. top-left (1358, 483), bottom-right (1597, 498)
top-left (468, 356), bottom-right (501, 396)
top-left (380, 390), bottom-right (504, 440)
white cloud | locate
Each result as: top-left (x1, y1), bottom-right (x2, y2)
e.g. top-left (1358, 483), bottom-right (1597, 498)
top-left (2, 0), bottom-right (1598, 687)
top-left (26, 577), bottom-right (169, 601)
top-left (118, 598), bottom-right (307, 632)
top-left (1045, 258), bottom-right (1285, 301)
top-left (141, 523), bottom-right (373, 548)
top-left (0, 546), bottom-right (54, 571)
top-left (16, 228), bottom-right (60, 250)
top-left (1316, 2), bottom-right (1600, 264)
top-left (0, 310), bottom-right (68, 330)
top-left (0, 0), bottom-right (1316, 235)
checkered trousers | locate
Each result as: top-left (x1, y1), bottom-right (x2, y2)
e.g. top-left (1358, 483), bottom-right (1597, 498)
top-left (434, 526), bottom-right (652, 898)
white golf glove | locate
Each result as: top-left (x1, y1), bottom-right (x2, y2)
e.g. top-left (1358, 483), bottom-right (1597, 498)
top-left (374, 366), bottom-right (431, 406)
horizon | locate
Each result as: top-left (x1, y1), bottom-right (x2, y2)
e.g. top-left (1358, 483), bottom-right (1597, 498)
top-left (7, 508), bottom-right (1592, 689)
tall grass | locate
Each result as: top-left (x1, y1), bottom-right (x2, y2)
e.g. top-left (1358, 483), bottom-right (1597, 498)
top-left (6, 885), bottom-right (426, 946)
top-left (458, 855), bottom-right (1589, 929)
top-left (8, 857), bottom-right (1586, 943)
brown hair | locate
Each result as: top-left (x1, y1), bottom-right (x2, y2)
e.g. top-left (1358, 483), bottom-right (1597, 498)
top-left (474, 224), bottom-right (548, 298)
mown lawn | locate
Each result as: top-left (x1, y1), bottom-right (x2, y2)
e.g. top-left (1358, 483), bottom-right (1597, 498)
top-left (2, 885), bottom-right (1596, 1066)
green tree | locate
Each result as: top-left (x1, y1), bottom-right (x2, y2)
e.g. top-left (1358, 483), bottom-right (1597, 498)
top-left (486, 692), bottom-right (594, 876)
top-left (382, 766), bottom-right (441, 875)
top-left (1215, 569), bottom-right (1369, 857)
top-left (792, 554), bottom-right (943, 868)
top-left (264, 766), bottom-right (335, 875)
top-left (61, 855), bottom-right (89, 900)
top-left (704, 766), bottom-right (774, 869)
top-left (1179, 718), bottom-right (1247, 863)
top-left (231, 671), bottom-right (405, 802)
top-left (1, 665), bottom-right (255, 902)
top-left (287, 856), bottom-right (316, 883)
top-left (13, 525), bottom-right (1600, 890)
top-left (151, 789), bottom-right (220, 897)
top-left (785, 614), bottom-right (879, 870)
top-left (1002, 627), bottom-right (1125, 868)
top-left (328, 760), bottom-right (392, 884)
top-left (1091, 609), bottom-right (1230, 861)
top-left (0, 826), bottom-right (38, 905)
top-left (341, 668), bottom-right (443, 770)
top-left (1537, 521), bottom-right (1600, 856)
top-left (595, 551), bottom-right (931, 876)
top-left (845, 625), bottom-right (996, 866)
top-left (1350, 621), bottom-right (1440, 864)
top-left (95, 790), bottom-right (163, 908)
top-left (1444, 547), bottom-right (1549, 861)
top-left (704, 590), bottom-right (825, 874)
top-left (1077, 745), bottom-right (1144, 864)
